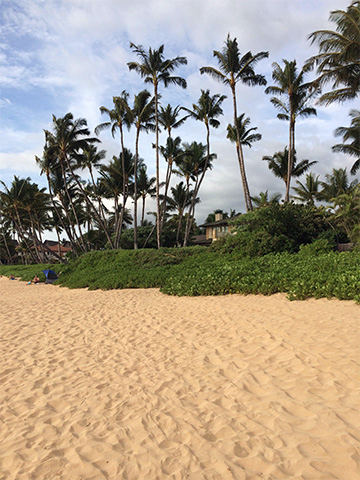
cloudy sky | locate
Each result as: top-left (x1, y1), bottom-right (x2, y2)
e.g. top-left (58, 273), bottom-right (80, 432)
top-left (0, 0), bottom-right (356, 233)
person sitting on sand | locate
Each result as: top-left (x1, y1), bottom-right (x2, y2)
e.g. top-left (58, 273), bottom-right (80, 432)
top-left (32, 275), bottom-right (39, 284)
top-left (9, 274), bottom-right (15, 280)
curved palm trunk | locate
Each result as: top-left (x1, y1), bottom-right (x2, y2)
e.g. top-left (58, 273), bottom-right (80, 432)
top-left (64, 155), bottom-right (114, 249)
top-left (159, 157), bottom-right (173, 239)
top-left (231, 85), bottom-right (253, 212)
top-left (183, 123), bottom-right (210, 246)
top-left (13, 211), bottom-right (38, 263)
top-left (59, 157), bottom-right (87, 253)
top-left (88, 166), bottom-right (113, 248)
top-left (45, 171), bottom-right (79, 257)
top-left (285, 119), bottom-right (295, 202)
top-left (29, 212), bottom-right (47, 263)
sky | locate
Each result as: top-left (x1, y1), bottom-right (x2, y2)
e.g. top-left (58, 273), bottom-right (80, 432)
top-left (0, 0), bottom-right (357, 236)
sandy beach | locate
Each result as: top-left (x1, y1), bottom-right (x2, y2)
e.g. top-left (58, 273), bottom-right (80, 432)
top-left (0, 277), bottom-right (359, 480)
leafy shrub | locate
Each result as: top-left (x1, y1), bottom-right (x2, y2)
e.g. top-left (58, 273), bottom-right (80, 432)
top-left (1, 248), bottom-right (359, 303)
top-left (212, 203), bottom-right (333, 256)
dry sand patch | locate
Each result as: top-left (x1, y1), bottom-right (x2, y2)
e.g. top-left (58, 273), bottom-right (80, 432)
top-left (0, 277), bottom-right (359, 479)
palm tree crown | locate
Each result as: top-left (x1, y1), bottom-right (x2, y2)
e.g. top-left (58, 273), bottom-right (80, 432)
top-left (307, 1), bottom-right (360, 104)
top-left (263, 147), bottom-right (318, 193)
top-left (332, 109), bottom-right (360, 175)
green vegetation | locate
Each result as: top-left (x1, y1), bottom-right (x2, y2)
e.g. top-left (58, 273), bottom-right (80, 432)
top-left (1, 247), bottom-right (359, 303)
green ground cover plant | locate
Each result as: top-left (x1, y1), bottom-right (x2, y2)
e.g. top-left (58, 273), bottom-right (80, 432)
top-left (1, 247), bottom-right (359, 302)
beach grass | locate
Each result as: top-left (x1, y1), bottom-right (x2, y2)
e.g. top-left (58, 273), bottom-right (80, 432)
top-left (1, 247), bottom-right (359, 302)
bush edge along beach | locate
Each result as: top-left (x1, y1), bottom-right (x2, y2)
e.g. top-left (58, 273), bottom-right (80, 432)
top-left (1, 246), bottom-right (359, 303)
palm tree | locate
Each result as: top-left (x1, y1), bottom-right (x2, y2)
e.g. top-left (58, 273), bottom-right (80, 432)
top-left (251, 191), bottom-right (282, 208)
top-left (332, 109), bottom-right (360, 174)
top-left (319, 167), bottom-right (358, 202)
top-left (181, 89), bottom-right (225, 245)
top-left (95, 92), bottom-right (133, 238)
top-left (158, 135), bottom-right (184, 237)
top-left (0, 177), bottom-right (53, 263)
top-left (128, 43), bottom-right (187, 248)
top-left (100, 149), bottom-right (135, 248)
top-left (168, 181), bottom-right (198, 246)
top-left (76, 144), bottom-right (115, 247)
top-left (137, 165), bottom-right (157, 226)
top-left (307, 1), bottom-right (360, 105)
top-left (132, 89), bottom-right (155, 249)
top-left (227, 113), bottom-right (262, 147)
top-left (263, 147), bottom-right (318, 197)
top-left (227, 114), bottom-right (261, 200)
top-left (179, 141), bottom-right (216, 246)
top-left (292, 172), bottom-right (321, 204)
top-left (44, 113), bottom-right (101, 253)
top-left (330, 185), bottom-right (360, 243)
top-left (200, 35), bottom-right (269, 211)
top-left (265, 60), bottom-right (318, 202)
top-left (159, 104), bottom-right (187, 137)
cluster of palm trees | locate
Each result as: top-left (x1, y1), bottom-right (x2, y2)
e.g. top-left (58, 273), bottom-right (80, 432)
top-left (0, 1), bottom-right (358, 263)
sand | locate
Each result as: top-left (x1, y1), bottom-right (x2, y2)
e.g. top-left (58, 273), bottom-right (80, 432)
top-left (0, 277), bottom-right (359, 480)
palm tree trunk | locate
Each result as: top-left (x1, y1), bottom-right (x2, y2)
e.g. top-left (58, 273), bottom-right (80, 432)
top-left (89, 166), bottom-right (114, 248)
top-left (65, 155), bottom-right (114, 249)
top-left (141, 194), bottom-right (146, 226)
top-left (154, 82), bottom-right (161, 248)
top-left (134, 128), bottom-right (140, 250)
top-left (231, 85), bottom-right (253, 211)
top-left (176, 179), bottom-right (190, 247)
top-left (159, 158), bottom-right (173, 239)
top-left (45, 172), bottom-right (79, 257)
top-left (115, 125), bottom-right (127, 249)
top-left (13, 212), bottom-right (38, 263)
top-left (285, 119), bottom-right (295, 202)
top-left (59, 157), bottom-right (87, 253)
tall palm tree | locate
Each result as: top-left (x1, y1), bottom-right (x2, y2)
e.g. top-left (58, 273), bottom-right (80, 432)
top-left (181, 89), bottom-right (225, 244)
top-left (332, 109), bottom-right (360, 174)
top-left (76, 144), bottom-right (114, 247)
top-left (95, 93), bottom-right (133, 241)
top-left (200, 35), bottom-right (269, 211)
top-left (292, 172), bottom-right (321, 204)
top-left (132, 89), bottom-right (155, 249)
top-left (227, 114), bottom-right (261, 199)
top-left (100, 148), bottom-right (135, 248)
top-left (307, 1), bottom-right (360, 105)
top-left (265, 60), bottom-right (318, 202)
top-left (179, 141), bottom-right (216, 246)
top-left (263, 147), bottom-right (318, 197)
top-left (128, 43), bottom-right (187, 248)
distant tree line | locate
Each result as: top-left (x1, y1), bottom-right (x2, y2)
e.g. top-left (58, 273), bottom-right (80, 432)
top-left (0, 1), bottom-right (358, 263)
